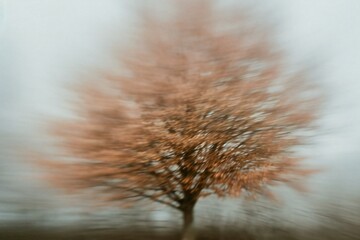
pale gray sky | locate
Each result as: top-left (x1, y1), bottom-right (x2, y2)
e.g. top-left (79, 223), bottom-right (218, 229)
top-left (1, 0), bottom-right (359, 224)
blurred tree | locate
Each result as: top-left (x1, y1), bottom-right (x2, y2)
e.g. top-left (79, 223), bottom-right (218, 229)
top-left (39, 1), bottom-right (320, 239)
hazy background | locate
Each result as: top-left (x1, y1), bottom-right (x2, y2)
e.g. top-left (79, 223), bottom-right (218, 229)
top-left (0, 0), bottom-right (360, 228)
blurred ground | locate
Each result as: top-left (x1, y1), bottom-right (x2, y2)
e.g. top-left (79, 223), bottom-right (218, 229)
top-left (0, 224), bottom-right (359, 240)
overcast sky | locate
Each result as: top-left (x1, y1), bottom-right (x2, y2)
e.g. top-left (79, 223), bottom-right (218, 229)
top-left (1, 0), bottom-right (360, 222)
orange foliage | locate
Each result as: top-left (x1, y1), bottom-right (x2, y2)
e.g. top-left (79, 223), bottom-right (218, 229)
top-left (39, 1), bottom-right (320, 235)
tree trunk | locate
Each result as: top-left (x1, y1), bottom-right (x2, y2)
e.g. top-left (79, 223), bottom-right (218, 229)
top-left (181, 204), bottom-right (195, 240)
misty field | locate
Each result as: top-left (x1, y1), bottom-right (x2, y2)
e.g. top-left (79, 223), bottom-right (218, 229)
top-left (0, 222), bottom-right (359, 240)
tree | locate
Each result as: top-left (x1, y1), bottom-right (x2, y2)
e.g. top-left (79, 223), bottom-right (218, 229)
top-left (39, 1), bottom-right (320, 239)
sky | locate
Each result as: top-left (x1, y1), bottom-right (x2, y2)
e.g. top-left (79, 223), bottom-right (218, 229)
top-left (272, 0), bottom-right (360, 192)
top-left (0, 0), bottom-right (360, 224)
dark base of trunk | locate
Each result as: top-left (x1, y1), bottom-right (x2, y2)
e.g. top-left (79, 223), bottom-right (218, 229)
top-left (181, 204), bottom-right (195, 240)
